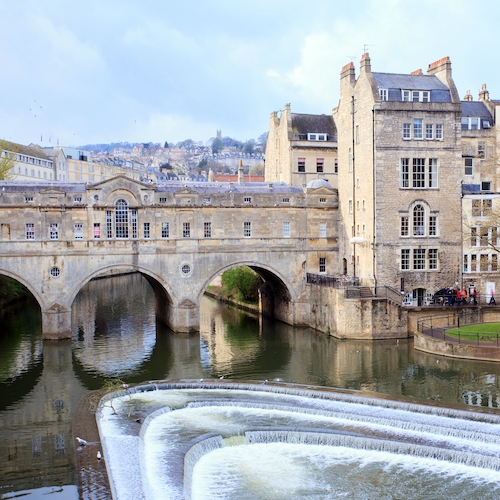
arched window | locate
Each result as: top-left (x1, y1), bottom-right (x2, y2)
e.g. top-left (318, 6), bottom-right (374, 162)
top-left (413, 204), bottom-right (425, 236)
top-left (115, 199), bottom-right (129, 238)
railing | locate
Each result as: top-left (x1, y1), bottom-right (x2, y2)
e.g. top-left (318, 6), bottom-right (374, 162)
top-left (417, 312), bottom-right (500, 346)
top-left (306, 274), bottom-right (359, 287)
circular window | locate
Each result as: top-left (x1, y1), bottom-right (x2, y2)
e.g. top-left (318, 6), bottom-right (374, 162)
top-left (144, 195), bottom-right (149, 201)
top-left (50, 267), bottom-right (61, 278)
top-left (93, 195), bottom-right (99, 201)
top-left (181, 264), bottom-right (191, 275)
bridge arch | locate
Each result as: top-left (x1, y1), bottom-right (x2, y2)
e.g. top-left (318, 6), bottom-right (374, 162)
top-left (0, 268), bottom-right (44, 310)
top-left (198, 261), bottom-right (297, 325)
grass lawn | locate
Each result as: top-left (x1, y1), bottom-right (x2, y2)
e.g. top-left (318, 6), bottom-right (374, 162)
top-left (445, 323), bottom-right (500, 342)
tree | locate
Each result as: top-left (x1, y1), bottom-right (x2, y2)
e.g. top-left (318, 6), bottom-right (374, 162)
top-left (164, 141), bottom-right (169, 148)
top-left (211, 137), bottom-right (223, 154)
top-left (0, 140), bottom-right (17, 180)
top-left (159, 162), bottom-right (173, 171)
top-left (197, 158), bottom-right (208, 173)
top-left (249, 163), bottom-right (264, 176)
top-left (221, 266), bottom-right (263, 303)
top-left (242, 140), bottom-right (255, 155)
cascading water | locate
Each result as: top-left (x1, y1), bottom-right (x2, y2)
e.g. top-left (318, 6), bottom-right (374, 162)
top-left (96, 381), bottom-right (500, 500)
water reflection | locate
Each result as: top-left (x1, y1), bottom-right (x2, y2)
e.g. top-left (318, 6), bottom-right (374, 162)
top-left (1, 272), bottom-right (500, 498)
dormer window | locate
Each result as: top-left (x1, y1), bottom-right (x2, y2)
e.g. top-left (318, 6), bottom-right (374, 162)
top-left (462, 117), bottom-right (480, 130)
top-left (308, 133), bottom-right (327, 141)
top-left (379, 88), bottom-right (388, 101)
top-left (402, 90), bottom-right (430, 102)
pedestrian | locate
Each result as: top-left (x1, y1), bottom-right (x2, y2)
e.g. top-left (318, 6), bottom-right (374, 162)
top-left (472, 287), bottom-right (477, 305)
top-left (457, 288), bottom-right (462, 305)
top-left (462, 288), bottom-right (467, 305)
top-left (490, 289), bottom-right (496, 305)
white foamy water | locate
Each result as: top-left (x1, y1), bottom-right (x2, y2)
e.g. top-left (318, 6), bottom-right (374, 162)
top-left (96, 382), bottom-right (500, 500)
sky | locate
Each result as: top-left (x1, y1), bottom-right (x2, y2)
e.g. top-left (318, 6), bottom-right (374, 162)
top-left (1, 0), bottom-right (499, 148)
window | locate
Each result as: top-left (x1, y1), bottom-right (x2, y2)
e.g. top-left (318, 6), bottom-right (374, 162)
top-left (464, 158), bottom-right (473, 176)
top-left (480, 227), bottom-right (489, 247)
top-left (74, 223), bottom-right (83, 239)
top-left (478, 142), bottom-right (485, 159)
top-left (159, 197), bottom-right (167, 203)
top-left (131, 210), bottom-right (138, 238)
top-left (94, 223), bottom-right (101, 239)
top-left (316, 159), bottom-right (324, 173)
top-left (400, 216), bottom-right (409, 237)
top-left (462, 117), bottom-right (480, 130)
top-left (319, 222), bottom-right (327, 238)
top-left (403, 123), bottom-right (411, 139)
top-left (183, 222), bottom-right (191, 238)
top-left (244, 197), bottom-right (252, 204)
top-left (74, 196), bottom-right (82, 203)
top-left (143, 222), bottom-right (150, 239)
top-left (204, 222), bottom-right (211, 238)
top-left (161, 222), bottom-right (169, 238)
top-left (24, 196), bottom-right (33, 203)
top-left (319, 257), bottom-right (326, 273)
top-left (472, 199), bottom-right (492, 217)
top-left (481, 181), bottom-right (491, 192)
top-left (412, 158), bottom-right (425, 188)
top-left (402, 90), bottom-right (411, 101)
top-left (349, 200), bottom-right (353, 213)
top-left (282, 197), bottom-right (290, 203)
top-left (106, 211), bottom-right (112, 238)
top-left (379, 88), bottom-right (388, 101)
top-left (400, 158), bottom-right (409, 187)
top-left (435, 124), bottom-right (443, 139)
top-left (203, 197), bottom-right (211, 204)
top-left (428, 249), bottom-right (438, 269)
top-left (355, 125), bottom-right (360, 144)
top-left (26, 223), bottom-right (35, 239)
top-left (115, 199), bottom-right (129, 238)
top-left (334, 158), bottom-right (338, 173)
top-left (428, 159), bottom-right (438, 188)
top-left (401, 249), bottom-right (410, 270)
top-left (493, 254), bottom-right (498, 272)
top-left (319, 198), bottom-right (326, 203)
top-left (413, 205), bottom-right (425, 236)
top-left (413, 249), bottom-right (426, 269)
top-left (244, 221), bottom-right (251, 238)
top-left (308, 133), bottom-right (327, 141)
top-left (298, 158), bottom-right (305, 172)
top-left (426, 124), bottom-right (433, 139)
top-left (413, 119), bottom-right (423, 139)
top-left (480, 254), bottom-right (489, 272)
top-left (283, 221), bottom-right (290, 238)
top-left (429, 216), bottom-right (437, 236)
top-left (50, 223), bottom-right (59, 240)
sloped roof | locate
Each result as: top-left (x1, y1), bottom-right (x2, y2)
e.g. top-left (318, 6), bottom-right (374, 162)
top-left (291, 114), bottom-right (336, 136)
top-left (372, 72), bottom-right (449, 91)
top-left (461, 101), bottom-right (493, 119)
top-left (0, 140), bottom-right (51, 160)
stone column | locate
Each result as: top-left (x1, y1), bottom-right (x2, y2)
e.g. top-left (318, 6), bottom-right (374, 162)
top-left (41, 304), bottom-right (72, 340)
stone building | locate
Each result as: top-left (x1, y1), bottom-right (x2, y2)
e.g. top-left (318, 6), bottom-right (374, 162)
top-left (265, 103), bottom-right (338, 188)
top-left (333, 54), bottom-right (463, 305)
top-left (460, 84), bottom-right (500, 297)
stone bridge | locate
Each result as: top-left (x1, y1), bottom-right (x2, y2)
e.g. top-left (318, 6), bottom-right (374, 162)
top-left (0, 176), bottom-right (338, 338)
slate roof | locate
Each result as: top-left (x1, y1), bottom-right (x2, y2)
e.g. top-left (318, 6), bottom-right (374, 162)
top-left (0, 140), bottom-right (51, 160)
top-left (461, 101), bottom-right (493, 120)
top-left (291, 114), bottom-right (337, 140)
top-left (0, 181), bottom-right (86, 192)
top-left (372, 73), bottom-right (449, 91)
top-left (155, 181), bottom-right (302, 194)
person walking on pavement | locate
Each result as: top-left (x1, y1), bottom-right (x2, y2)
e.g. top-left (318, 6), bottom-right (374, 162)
top-left (490, 289), bottom-right (496, 305)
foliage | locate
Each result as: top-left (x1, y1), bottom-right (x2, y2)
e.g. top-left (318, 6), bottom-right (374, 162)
top-left (88, 378), bottom-right (128, 415)
top-left (164, 141), bottom-right (169, 148)
top-left (242, 139), bottom-right (255, 155)
top-left (178, 139), bottom-right (194, 149)
top-left (0, 140), bottom-right (16, 180)
top-left (0, 276), bottom-right (30, 302)
top-left (159, 162), bottom-right (173, 170)
top-left (249, 163), bottom-right (264, 176)
top-left (197, 158), bottom-right (208, 172)
top-left (211, 137), bottom-right (223, 154)
top-left (221, 266), bottom-right (263, 303)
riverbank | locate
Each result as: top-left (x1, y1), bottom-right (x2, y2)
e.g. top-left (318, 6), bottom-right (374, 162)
top-left (204, 288), bottom-right (260, 315)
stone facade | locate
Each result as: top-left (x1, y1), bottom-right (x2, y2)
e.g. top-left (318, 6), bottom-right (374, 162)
top-left (334, 54), bottom-right (464, 305)
top-left (0, 176), bottom-right (338, 337)
top-left (265, 103), bottom-right (338, 189)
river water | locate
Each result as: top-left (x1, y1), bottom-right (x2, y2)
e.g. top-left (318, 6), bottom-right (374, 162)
top-left (1, 273), bottom-right (500, 498)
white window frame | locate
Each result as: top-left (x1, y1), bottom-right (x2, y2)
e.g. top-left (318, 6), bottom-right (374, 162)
top-left (283, 221), bottom-right (290, 238)
top-left (26, 223), bottom-right (35, 240)
top-left (428, 158), bottom-right (438, 188)
top-left (74, 223), bottom-right (83, 240)
top-left (435, 124), bottom-right (443, 140)
top-left (182, 222), bottom-right (191, 238)
top-left (464, 157), bottom-right (473, 176)
top-left (161, 222), bottom-right (169, 238)
top-left (379, 88), bottom-right (388, 101)
top-left (244, 221), bottom-right (251, 238)
top-left (400, 158), bottom-right (409, 188)
top-left (413, 119), bottom-right (423, 139)
top-left (319, 222), bottom-right (327, 238)
top-left (204, 222), bottom-right (212, 238)
top-left (426, 123), bottom-right (433, 139)
top-left (50, 223), bottom-right (59, 240)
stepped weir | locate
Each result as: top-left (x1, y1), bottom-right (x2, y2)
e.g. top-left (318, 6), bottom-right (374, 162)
top-left (97, 381), bottom-right (500, 499)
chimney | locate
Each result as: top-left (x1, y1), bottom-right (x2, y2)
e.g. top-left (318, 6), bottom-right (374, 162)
top-left (463, 90), bottom-right (473, 102)
top-left (238, 160), bottom-right (244, 184)
top-left (360, 52), bottom-right (371, 74)
top-left (479, 84), bottom-right (490, 101)
top-left (340, 61), bottom-right (356, 86)
top-left (410, 69), bottom-right (423, 75)
top-left (427, 56), bottom-right (459, 102)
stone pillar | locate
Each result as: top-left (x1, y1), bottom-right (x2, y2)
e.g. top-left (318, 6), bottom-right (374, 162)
top-left (164, 299), bottom-right (200, 333)
top-left (41, 304), bottom-right (72, 340)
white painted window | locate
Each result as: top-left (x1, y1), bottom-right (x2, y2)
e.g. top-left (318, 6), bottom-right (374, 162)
top-left (244, 221), bottom-right (251, 238)
top-left (74, 223), bottom-right (83, 239)
top-left (183, 222), bottom-right (191, 238)
top-left (26, 223), bottom-right (35, 239)
top-left (319, 222), bottom-right (327, 238)
top-left (50, 223), bottom-right (59, 240)
top-left (379, 88), bottom-right (388, 101)
top-left (283, 222), bottom-right (290, 238)
top-left (161, 222), bottom-right (169, 238)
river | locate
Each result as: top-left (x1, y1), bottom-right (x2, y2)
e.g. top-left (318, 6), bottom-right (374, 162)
top-left (1, 273), bottom-right (500, 498)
